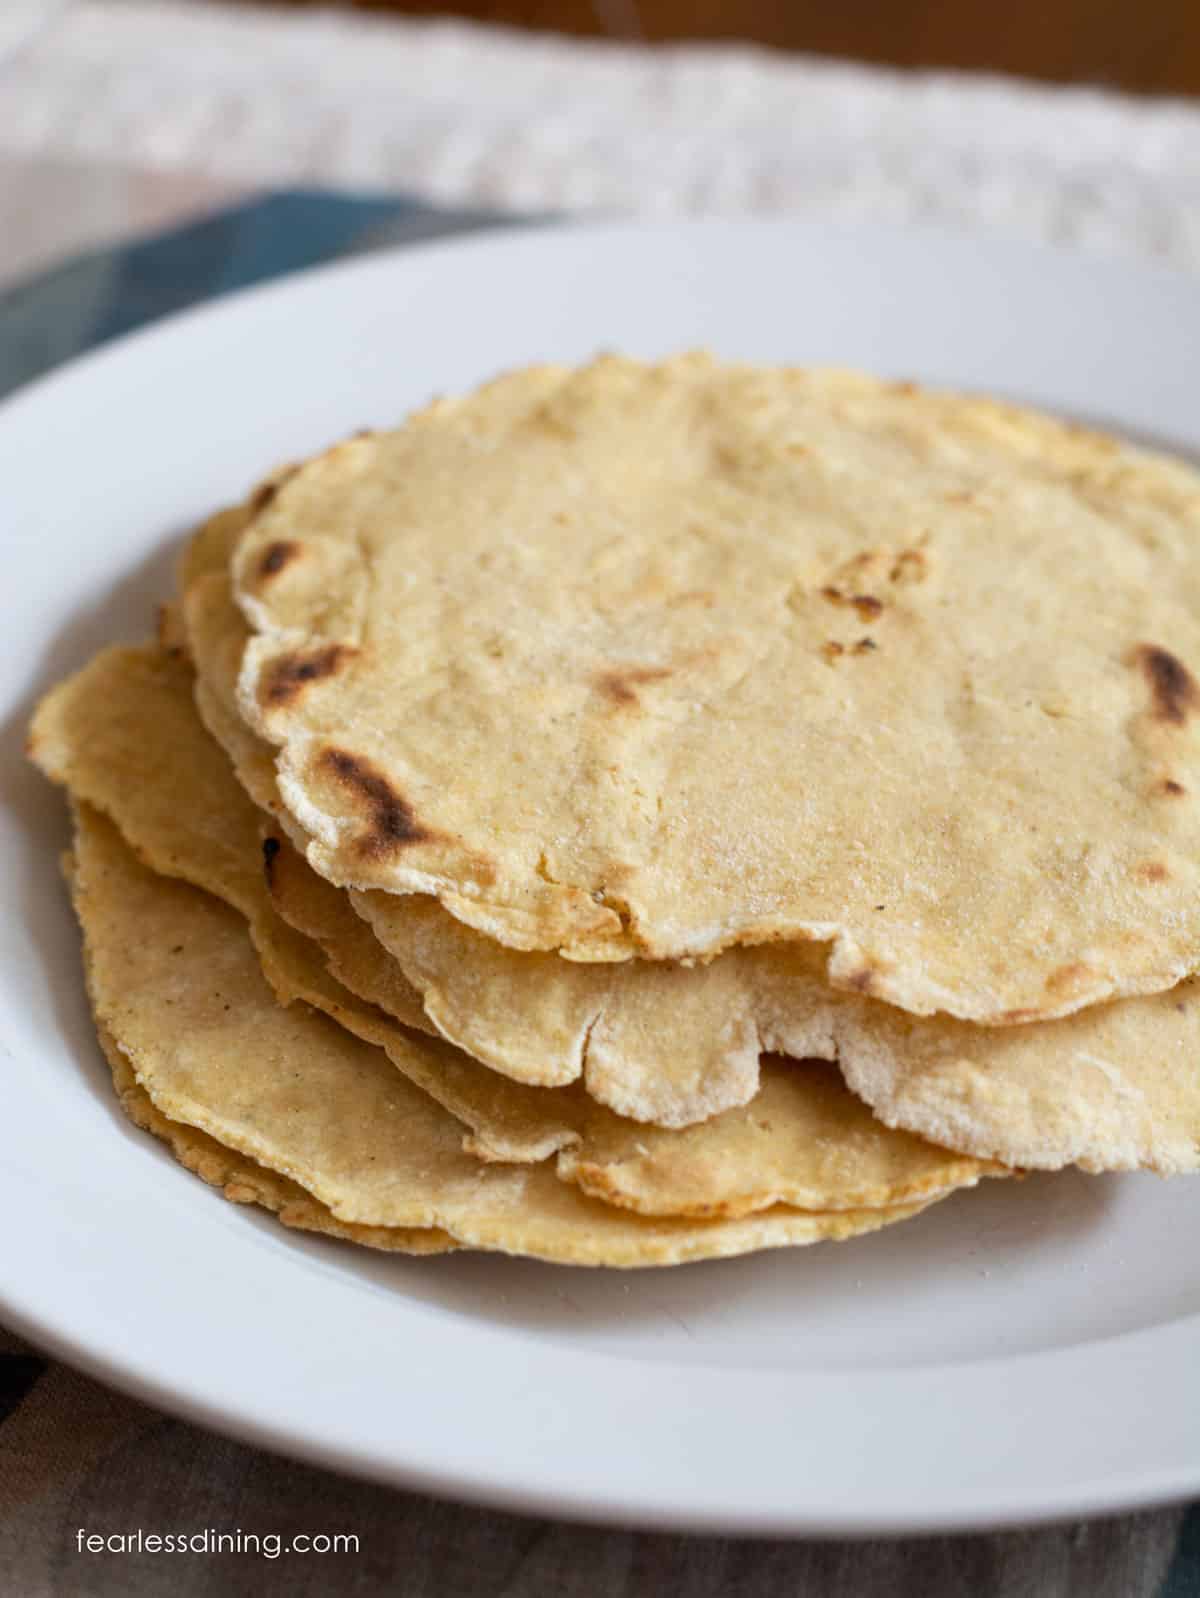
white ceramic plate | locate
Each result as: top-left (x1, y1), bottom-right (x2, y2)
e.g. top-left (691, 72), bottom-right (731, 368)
top-left (2, 220), bottom-right (1199, 1537)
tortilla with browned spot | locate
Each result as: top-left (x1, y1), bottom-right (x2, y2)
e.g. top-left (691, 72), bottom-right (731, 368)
top-left (172, 557), bottom-right (1200, 1170)
top-left (36, 641), bottom-right (1002, 1218)
top-left (228, 356), bottom-right (1200, 1023)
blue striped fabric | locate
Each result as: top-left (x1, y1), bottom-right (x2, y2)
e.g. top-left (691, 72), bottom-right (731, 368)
top-left (0, 189), bottom-right (519, 401)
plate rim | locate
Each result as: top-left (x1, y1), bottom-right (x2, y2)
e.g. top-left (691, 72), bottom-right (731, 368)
top-left (1, 1286), bottom-right (1196, 1539)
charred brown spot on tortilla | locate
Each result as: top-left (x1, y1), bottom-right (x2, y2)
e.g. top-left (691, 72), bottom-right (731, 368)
top-left (250, 480), bottom-right (279, 514)
top-left (1133, 644), bottom-right (1199, 726)
top-left (261, 835), bottom-right (281, 887)
top-left (249, 464), bottom-right (300, 516)
top-left (821, 640), bottom-right (845, 663)
top-left (844, 968), bottom-right (877, 995)
top-left (258, 541), bottom-right (300, 580)
top-left (1043, 962), bottom-right (1093, 996)
top-left (853, 637), bottom-right (877, 655)
top-left (1136, 860), bottom-right (1170, 883)
top-left (890, 548), bottom-right (930, 584)
top-left (319, 748), bottom-right (433, 856)
top-left (595, 665), bottom-right (673, 707)
top-left (260, 645), bottom-right (355, 708)
top-left (1160, 778), bottom-right (1187, 798)
top-left (820, 585), bottom-right (884, 621)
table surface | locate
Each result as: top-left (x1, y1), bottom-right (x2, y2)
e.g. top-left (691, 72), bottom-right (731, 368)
top-left (2, 7), bottom-right (1200, 1593)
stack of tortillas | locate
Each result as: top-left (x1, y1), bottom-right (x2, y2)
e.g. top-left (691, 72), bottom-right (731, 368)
top-left (30, 355), bottom-right (1200, 1266)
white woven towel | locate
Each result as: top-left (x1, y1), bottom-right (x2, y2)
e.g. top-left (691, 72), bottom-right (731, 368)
top-left (4, 0), bottom-right (1200, 279)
